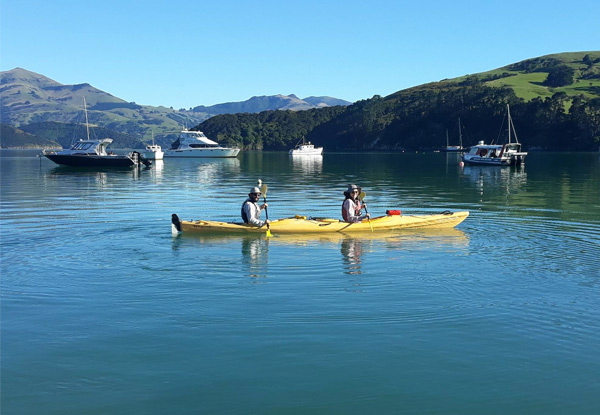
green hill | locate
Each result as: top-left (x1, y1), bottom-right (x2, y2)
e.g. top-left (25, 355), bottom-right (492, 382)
top-left (196, 51), bottom-right (600, 151)
top-left (0, 123), bottom-right (60, 148)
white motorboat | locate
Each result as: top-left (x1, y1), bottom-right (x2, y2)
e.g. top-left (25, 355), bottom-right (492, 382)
top-left (143, 144), bottom-right (164, 160)
top-left (164, 129), bottom-right (240, 158)
top-left (289, 137), bottom-right (323, 155)
top-left (143, 131), bottom-right (164, 160)
top-left (463, 104), bottom-right (527, 166)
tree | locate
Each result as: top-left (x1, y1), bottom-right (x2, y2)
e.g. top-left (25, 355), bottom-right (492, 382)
top-left (543, 65), bottom-right (575, 87)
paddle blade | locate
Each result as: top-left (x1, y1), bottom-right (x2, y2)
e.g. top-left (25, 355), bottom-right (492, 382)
top-left (261, 183), bottom-right (268, 196)
top-left (358, 191), bottom-right (366, 202)
top-left (266, 228), bottom-right (273, 237)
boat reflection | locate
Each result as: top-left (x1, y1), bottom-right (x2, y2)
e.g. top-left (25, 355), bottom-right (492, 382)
top-left (151, 160), bottom-right (164, 182)
top-left (194, 158), bottom-right (241, 184)
top-left (291, 154), bottom-right (323, 175)
top-left (461, 165), bottom-right (527, 196)
top-left (45, 165), bottom-right (144, 187)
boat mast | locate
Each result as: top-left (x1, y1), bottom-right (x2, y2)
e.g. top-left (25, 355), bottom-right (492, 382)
top-left (446, 129), bottom-right (449, 147)
top-left (83, 97), bottom-right (90, 141)
top-left (507, 104), bottom-right (512, 144)
top-left (458, 118), bottom-right (463, 148)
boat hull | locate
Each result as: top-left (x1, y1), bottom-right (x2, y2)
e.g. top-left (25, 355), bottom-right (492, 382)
top-left (164, 148), bottom-right (240, 158)
top-left (44, 154), bottom-right (136, 168)
top-left (289, 148), bottom-right (323, 155)
top-left (174, 211), bottom-right (469, 234)
top-left (462, 155), bottom-right (511, 166)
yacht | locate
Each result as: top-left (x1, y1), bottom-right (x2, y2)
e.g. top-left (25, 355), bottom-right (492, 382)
top-left (164, 129), bottom-right (240, 158)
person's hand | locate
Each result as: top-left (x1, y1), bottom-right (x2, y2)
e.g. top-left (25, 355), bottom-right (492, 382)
top-left (262, 203), bottom-right (268, 209)
top-left (265, 219), bottom-right (270, 225)
top-left (365, 213), bottom-right (371, 219)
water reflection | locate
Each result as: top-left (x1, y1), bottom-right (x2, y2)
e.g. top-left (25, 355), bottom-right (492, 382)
top-left (151, 160), bottom-right (164, 183)
top-left (44, 166), bottom-right (143, 187)
top-left (241, 237), bottom-right (269, 279)
top-left (193, 158), bottom-right (241, 184)
top-left (461, 165), bottom-right (527, 196)
top-left (291, 155), bottom-right (323, 175)
top-left (340, 237), bottom-right (368, 275)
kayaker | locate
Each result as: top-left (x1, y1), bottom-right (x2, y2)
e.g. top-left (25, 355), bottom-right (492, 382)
top-left (342, 184), bottom-right (370, 223)
top-left (241, 187), bottom-right (270, 227)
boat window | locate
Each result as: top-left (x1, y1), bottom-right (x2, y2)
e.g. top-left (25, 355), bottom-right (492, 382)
top-left (73, 142), bottom-right (93, 150)
top-left (189, 144), bottom-right (218, 148)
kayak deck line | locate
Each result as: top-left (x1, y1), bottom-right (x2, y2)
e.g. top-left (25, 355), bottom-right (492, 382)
top-left (172, 211), bottom-right (469, 234)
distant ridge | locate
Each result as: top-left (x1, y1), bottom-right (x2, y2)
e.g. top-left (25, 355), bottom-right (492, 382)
top-left (191, 94), bottom-right (351, 115)
top-left (0, 68), bottom-right (351, 147)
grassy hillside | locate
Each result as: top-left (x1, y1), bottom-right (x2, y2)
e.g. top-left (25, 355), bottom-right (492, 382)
top-left (197, 52), bottom-right (600, 151)
top-left (455, 51), bottom-right (600, 102)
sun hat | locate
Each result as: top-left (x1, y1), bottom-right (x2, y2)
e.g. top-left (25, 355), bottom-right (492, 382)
top-left (249, 186), bottom-right (262, 195)
top-left (346, 184), bottom-right (359, 193)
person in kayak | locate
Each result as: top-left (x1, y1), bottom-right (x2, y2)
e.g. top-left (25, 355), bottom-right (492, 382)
top-left (342, 184), bottom-right (370, 223)
top-left (241, 186), bottom-right (270, 227)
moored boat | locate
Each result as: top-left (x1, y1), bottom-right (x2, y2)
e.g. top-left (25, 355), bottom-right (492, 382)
top-left (143, 144), bottom-right (164, 160)
top-left (41, 99), bottom-right (151, 168)
top-left (164, 129), bottom-right (240, 158)
top-left (43, 138), bottom-right (151, 168)
top-left (143, 131), bottom-right (164, 160)
top-left (289, 137), bottom-right (323, 155)
top-left (443, 118), bottom-right (464, 152)
top-left (172, 211), bottom-right (469, 235)
top-left (463, 104), bottom-right (527, 166)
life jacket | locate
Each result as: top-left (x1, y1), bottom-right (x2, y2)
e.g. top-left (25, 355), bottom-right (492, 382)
top-left (341, 199), bottom-right (362, 222)
top-left (241, 201), bottom-right (250, 223)
top-left (241, 200), bottom-right (258, 224)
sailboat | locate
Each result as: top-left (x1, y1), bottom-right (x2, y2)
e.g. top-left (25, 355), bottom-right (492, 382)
top-left (42, 98), bottom-right (151, 168)
top-left (443, 118), bottom-right (464, 152)
top-left (462, 104), bottom-right (527, 166)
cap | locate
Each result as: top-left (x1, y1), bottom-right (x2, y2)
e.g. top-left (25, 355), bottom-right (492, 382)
top-left (249, 186), bottom-right (262, 195)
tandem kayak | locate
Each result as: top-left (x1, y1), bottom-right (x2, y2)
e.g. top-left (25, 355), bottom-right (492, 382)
top-left (171, 211), bottom-right (469, 234)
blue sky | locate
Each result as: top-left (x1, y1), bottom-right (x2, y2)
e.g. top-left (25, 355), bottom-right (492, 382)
top-left (2, 0), bottom-right (599, 109)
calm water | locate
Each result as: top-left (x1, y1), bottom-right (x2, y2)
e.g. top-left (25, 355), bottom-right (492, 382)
top-left (1, 150), bottom-right (599, 415)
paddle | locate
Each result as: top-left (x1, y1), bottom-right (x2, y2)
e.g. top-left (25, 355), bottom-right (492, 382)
top-left (258, 179), bottom-right (273, 237)
top-left (358, 191), bottom-right (373, 232)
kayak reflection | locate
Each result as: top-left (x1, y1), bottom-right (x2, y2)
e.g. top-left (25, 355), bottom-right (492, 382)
top-left (172, 228), bottom-right (469, 281)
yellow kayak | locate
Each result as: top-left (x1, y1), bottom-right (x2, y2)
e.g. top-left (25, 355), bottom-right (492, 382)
top-left (172, 211), bottom-right (469, 234)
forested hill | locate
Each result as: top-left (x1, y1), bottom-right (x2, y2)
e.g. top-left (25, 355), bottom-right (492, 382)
top-left (196, 51), bottom-right (600, 151)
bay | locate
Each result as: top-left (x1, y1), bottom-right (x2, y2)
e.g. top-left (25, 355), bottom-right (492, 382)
top-left (1, 150), bottom-right (599, 415)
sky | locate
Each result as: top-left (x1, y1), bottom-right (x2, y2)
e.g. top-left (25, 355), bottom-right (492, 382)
top-left (2, 0), bottom-right (599, 109)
